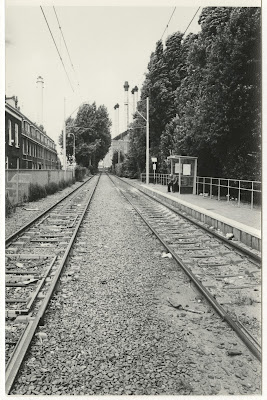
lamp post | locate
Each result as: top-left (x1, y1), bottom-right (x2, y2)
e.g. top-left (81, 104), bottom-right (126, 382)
top-left (63, 98), bottom-right (66, 180)
top-left (134, 97), bottom-right (149, 185)
top-left (146, 97), bottom-right (149, 186)
top-left (114, 96), bottom-right (149, 183)
top-left (63, 101), bottom-right (89, 177)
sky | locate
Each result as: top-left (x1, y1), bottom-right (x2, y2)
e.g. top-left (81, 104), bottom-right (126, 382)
top-left (5, 0), bottom-right (262, 150)
top-left (5, 2), bottom-right (204, 149)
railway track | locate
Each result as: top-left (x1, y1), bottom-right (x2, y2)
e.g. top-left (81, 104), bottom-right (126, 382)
top-left (5, 172), bottom-right (261, 394)
top-left (5, 174), bottom-right (100, 393)
top-left (107, 174), bottom-right (261, 362)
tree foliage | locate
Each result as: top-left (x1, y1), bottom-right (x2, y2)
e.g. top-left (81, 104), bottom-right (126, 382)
top-left (128, 7), bottom-right (261, 180)
top-left (59, 103), bottom-right (111, 170)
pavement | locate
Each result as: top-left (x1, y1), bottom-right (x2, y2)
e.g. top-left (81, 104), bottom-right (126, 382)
top-left (136, 182), bottom-right (261, 233)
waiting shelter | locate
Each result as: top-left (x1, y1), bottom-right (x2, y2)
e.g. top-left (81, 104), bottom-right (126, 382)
top-left (167, 155), bottom-right (198, 194)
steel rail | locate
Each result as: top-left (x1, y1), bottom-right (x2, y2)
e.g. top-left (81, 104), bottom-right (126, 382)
top-left (111, 174), bottom-right (261, 264)
top-left (6, 176), bottom-right (93, 245)
top-left (108, 174), bottom-right (261, 362)
top-left (5, 174), bottom-right (101, 394)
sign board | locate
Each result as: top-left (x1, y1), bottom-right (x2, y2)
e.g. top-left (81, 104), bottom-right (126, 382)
top-left (151, 157), bottom-right (157, 163)
top-left (153, 163), bottom-right (156, 170)
top-left (183, 164), bottom-right (191, 176)
top-left (174, 163), bottom-right (182, 174)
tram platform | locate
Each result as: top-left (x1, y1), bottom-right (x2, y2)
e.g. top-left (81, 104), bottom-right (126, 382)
top-left (125, 179), bottom-right (261, 252)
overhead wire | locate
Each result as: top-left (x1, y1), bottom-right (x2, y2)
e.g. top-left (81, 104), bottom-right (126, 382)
top-left (182, 7), bottom-right (201, 37)
top-left (137, 6), bottom-right (201, 92)
top-left (53, 7), bottom-right (76, 73)
top-left (160, 7), bottom-right (176, 40)
top-left (40, 6), bottom-right (74, 92)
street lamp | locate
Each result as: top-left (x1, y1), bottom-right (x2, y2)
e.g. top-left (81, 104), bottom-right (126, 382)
top-left (114, 96), bottom-right (149, 183)
top-left (63, 100), bottom-right (89, 178)
top-left (134, 97), bottom-right (149, 185)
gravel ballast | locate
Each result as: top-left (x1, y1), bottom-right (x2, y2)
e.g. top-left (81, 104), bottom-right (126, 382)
top-left (5, 179), bottom-right (87, 239)
top-left (9, 174), bottom-right (261, 395)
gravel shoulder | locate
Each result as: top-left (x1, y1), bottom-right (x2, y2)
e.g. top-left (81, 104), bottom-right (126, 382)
top-left (9, 174), bottom-right (261, 395)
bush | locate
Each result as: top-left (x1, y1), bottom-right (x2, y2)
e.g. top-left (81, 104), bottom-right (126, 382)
top-left (45, 181), bottom-right (59, 195)
top-left (6, 194), bottom-right (14, 217)
top-left (75, 166), bottom-right (88, 181)
top-left (28, 183), bottom-right (47, 202)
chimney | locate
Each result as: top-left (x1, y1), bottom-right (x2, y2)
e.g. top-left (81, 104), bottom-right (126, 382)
top-left (116, 104), bottom-right (120, 137)
top-left (134, 86), bottom-right (138, 113)
top-left (131, 88), bottom-right (135, 117)
top-left (5, 95), bottom-right (17, 108)
top-left (114, 103), bottom-right (120, 137)
top-left (36, 76), bottom-right (44, 126)
top-left (123, 81), bottom-right (129, 131)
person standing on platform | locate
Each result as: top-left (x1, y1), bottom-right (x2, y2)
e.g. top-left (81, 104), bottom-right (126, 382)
top-left (167, 174), bottom-right (179, 193)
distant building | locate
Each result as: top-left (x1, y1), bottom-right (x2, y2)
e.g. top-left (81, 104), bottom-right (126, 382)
top-left (102, 130), bottom-right (131, 168)
top-left (5, 96), bottom-right (59, 169)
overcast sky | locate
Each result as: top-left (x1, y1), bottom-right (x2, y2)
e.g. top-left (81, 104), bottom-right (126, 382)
top-left (5, 0), bottom-right (261, 149)
top-left (5, 2), bottom-right (203, 147)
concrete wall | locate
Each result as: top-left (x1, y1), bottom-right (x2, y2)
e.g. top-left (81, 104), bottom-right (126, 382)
top-left (6, 169), bottom-right (74, 205)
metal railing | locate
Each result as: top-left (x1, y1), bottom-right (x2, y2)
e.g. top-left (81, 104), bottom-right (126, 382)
top-left (140, 173), bottom-right (261, 209)
top-left (196, 176), bottom-right (261, 209)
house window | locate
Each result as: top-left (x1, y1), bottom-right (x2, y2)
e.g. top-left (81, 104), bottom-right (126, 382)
top-left (8, 120), bottom-right (12, 145)
top-left (24, 121), bottom-right (29, 134)
top-left (15, 123), bottom-right (19, 147)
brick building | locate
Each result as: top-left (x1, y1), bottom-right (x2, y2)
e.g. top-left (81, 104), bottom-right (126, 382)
top-left (5, 96), bottom-right (59, 170)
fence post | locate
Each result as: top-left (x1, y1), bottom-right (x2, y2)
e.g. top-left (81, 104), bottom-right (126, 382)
top-left (227, 179), bottom-right (230, 202)
top-left (218, 179), bottom-right (220, 201)
top-left (203, 177), bottom-right (205, 195)
top-left (251, 181), bottom-right (254, 209)
top-left (238, 180), bottom-right (241, 207)
top-left (210, 178), bottom-right (212, 199)
top-left (196, 176), bottom-right (199, 195)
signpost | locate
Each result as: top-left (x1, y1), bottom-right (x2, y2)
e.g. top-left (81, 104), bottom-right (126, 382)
top-left (152, 157), bottom-right (157, 184)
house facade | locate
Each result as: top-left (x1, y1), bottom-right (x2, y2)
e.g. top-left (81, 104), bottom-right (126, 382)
top-left (5, 96), bottom-right (59, 170)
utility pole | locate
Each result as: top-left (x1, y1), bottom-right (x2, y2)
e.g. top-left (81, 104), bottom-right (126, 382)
top-left (132, 97), bottom-right (150, 185)
top-left (63, 98), bottom-right (66, 180)
top-left (146, 97), bottom-right (149, 185)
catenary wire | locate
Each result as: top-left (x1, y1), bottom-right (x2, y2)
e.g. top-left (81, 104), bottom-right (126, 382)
top-left (183, 7), bottom-right (201, 37)
top-left (160, 7), bottom-right (176, 40)
top-left (40, 6), bottom-right (74, 92)
top-left (53, 6), bottom-right (76, 73)
top-left (139, 6), bottom-right (201, 92)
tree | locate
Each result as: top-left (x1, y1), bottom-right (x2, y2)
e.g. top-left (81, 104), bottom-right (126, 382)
top-left (58, 117), bottom-right (75, 163)
top-left (127, 7), bottom-right (261, 180)
top-left (59, 103), bottom-right (111, 170)
top-left (163, 7), bottom-right (261, 179)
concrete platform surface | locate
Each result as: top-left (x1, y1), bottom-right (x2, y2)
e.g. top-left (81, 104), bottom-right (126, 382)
top-left (139, 182), bottom-right (261, 232)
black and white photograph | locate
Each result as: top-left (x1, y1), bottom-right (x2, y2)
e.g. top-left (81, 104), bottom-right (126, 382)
top-left (2, 0), bottom-right (263, 397)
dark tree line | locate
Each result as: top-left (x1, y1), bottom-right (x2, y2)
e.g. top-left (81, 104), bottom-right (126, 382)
top-left (124, 7), bottom-right (261, 180)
